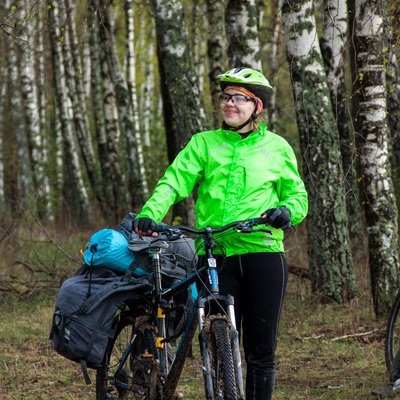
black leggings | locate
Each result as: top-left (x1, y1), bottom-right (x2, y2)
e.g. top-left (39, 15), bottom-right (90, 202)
top-left (217, 252), bottom-right (288, 400)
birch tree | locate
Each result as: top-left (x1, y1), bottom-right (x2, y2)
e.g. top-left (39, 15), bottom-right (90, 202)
top-left (206, 0), bottom-right (226, 120)
top-left (385, 2), bottom-right (400, 211)
top-left (63, 0), bottom-right (108, 217)
top-left (94, 4), bottom-right (128, 222)
top-left (225, 0), bottom-right (262, 70)
top-left (48, 1), bottom-right (90, 226)
top-left (150, 0), bottom-right (209, 225)
top-left (3, 0), bottom-right (24, 217)
top-left (353, 0), bottom-right (399, 315)
top-left (100, 0), bottom-right (145, 211)
top-left (266, 0), bottom-right (284, 131)
top-left (282, 0), bottom-right (357, 303)
top-left (35, 0), bottom-right (52, 221)
top-left (320, 0), bottom-right (363, 241)
top-left (125, 0), bottom-right (149, 200)
top-left (18, 0), bottom-right (52, 219)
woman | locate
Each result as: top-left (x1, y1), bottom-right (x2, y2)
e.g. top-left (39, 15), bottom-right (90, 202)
top-left (134, 67), bottom-right (308, 399)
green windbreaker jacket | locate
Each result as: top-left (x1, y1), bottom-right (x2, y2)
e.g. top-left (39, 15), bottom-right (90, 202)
top-left (137, 122), bottom-right (308, 255)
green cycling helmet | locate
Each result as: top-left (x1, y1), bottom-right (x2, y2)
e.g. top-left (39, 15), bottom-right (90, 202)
top-left (218, 67), bottom-right (273, 108)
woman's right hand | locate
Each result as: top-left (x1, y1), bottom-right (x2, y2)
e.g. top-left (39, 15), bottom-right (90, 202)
top-left (133, 218), bottom-right (158, 237)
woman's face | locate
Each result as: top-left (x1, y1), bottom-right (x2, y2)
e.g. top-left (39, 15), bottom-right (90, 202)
top-left (220, 88), bottom-right (257, 130)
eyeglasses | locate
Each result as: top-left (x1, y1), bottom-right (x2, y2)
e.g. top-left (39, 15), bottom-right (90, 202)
top-left (219, 93), bottom-right (255, 105)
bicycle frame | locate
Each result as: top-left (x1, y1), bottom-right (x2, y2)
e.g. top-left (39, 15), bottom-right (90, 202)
top-left (108, 218), bottom-right (270, 399)
top-left (149, 248), bottom-right (244, 400)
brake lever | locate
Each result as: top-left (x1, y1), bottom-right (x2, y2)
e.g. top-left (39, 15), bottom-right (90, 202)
top-left (257, 228), bottom-right (272, 234)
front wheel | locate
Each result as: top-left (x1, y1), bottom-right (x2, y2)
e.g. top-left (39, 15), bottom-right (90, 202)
top-left (208, 319), bottom-right (239, 399)
top-left (96, 312), bottom-right (161, 399)
top-left (385, 291), bottom-right (400, 381)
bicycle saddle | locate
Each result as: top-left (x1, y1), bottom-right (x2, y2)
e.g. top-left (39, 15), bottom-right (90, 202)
top-left (128, 239), bottom-right (169, 252)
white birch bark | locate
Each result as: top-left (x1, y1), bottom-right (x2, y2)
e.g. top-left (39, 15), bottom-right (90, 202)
top-left (36, 0), bottom-right (52, 220)
top-left (63, 0), bottom-right (107, 214)
top-left (140, 37), bottom-right (155, 147)
top-left (49, 1), bottom-right (90, 224)
top-left (125, 0), bottom-right (149, 198)
top-left (354, 0), bottom-right (399, 315)
top-left (225, 0), bottom-right (262, 70)
top-left (87, 1), bottom-right (115, 222)
top-left (282, 0), bottom-right (357, 303)
top-left (190, 3), bottom-right (205, 93)
top-left (320, 0), bottom-right (362, 239)
top-left (100, 0), bottom-right (145, 209)
top-left (150, 0), bottom-right (208, 226)
top-left (18, 0), bottom-right (52, 220)
top-left (206, 0), bottom-right (226, 120)
top-left (267, 0), bottom-right (283, 131)
top-left (97, 5), bottom-right (128, 220)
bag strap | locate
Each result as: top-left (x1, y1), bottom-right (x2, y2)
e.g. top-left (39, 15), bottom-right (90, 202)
top-left (80, 359), bottom-right (92, 385)
top-left (122, 259), bottom-right (148, 282)
top-left (76, 280), bottom-right (132, 314)
top-left (87, 245), bottom-right (98, 298)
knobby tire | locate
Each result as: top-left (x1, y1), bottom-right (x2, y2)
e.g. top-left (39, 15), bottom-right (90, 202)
top-left (209, 319), bottom-right (238, 399)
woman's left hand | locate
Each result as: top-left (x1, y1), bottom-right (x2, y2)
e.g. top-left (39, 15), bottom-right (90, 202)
top-left (261, 207), bottom-right (291, 230)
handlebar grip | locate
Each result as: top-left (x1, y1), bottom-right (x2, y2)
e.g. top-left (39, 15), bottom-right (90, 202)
top-left (250, 217), bottom-right (267, 225)
top-left (153, 223), bottom-right (167, 232)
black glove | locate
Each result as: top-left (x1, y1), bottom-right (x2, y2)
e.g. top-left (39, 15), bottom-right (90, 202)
top-left (262, 207), bottom-right (291, 230)
top-left (133, 218), bottom-right (157, 234)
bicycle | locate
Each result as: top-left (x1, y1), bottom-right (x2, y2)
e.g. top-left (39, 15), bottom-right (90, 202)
top-left (385, 291), bottom-right (400, 387)
top-left (95, 217), bottom-right (271, 400)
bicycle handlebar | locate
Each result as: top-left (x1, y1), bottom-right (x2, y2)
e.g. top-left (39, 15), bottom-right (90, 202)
top-left (153, 217), bottom-right (271, 236)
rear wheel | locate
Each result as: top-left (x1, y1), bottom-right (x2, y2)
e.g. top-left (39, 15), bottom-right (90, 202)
top-left (96, 312), bottom-right (161, 399)
top-left (209, 319), bottom-right (238, 399)
top-left (385, 291), bottom-right (400, 381)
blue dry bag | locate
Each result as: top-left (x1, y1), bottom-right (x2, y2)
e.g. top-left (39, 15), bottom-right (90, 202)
top-left (83, 229), bottom-right (136, 272)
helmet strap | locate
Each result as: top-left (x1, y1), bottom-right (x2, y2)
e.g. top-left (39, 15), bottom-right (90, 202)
top-left (222, 111), bottom-right (258, 132)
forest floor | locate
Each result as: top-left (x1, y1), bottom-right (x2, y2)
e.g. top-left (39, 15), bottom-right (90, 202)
top-left (0, 224), bottom-right (397, 399)
top-left (0, 274), bottom-right (395, 400)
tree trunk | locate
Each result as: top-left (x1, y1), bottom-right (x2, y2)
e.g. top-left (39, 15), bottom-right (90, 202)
top-left (18, 0), bottom-right (52, 220)
top-left (100, 0), bottom-right (145, 211)
top-left (320, 0), bottom-right (364, 246)
top-left (385, 4), bottom-right (400, 222)
top-left (225, 0), bottom-right (262, 70)
top-left (87, 0), bottom-right (115, 222)
top-left (267, 0), bottom-right (283, 131)
top-left (125, 0), bottom-right (149, 201)
top-left (96, 6), bottom-right (128, 223)
top-left (206, 0), bottom-right (226, 126)
top-left (48, 1), bottom-right (90, 227)
top-left (353, 0), bottom-right (399, 316)
top-left (150, 0), bottom-right (209, 225)
top-left (63, 0), bottom-right (107, 219)
top-left (282, 0), bottom-right (357, 303)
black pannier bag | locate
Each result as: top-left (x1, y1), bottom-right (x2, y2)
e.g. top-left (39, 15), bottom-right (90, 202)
top-left (49, 265), bottom-right (152, 384)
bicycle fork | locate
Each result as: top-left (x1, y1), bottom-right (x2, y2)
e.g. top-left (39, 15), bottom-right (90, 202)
top-left (197, 294), bottom-right (244, 399)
